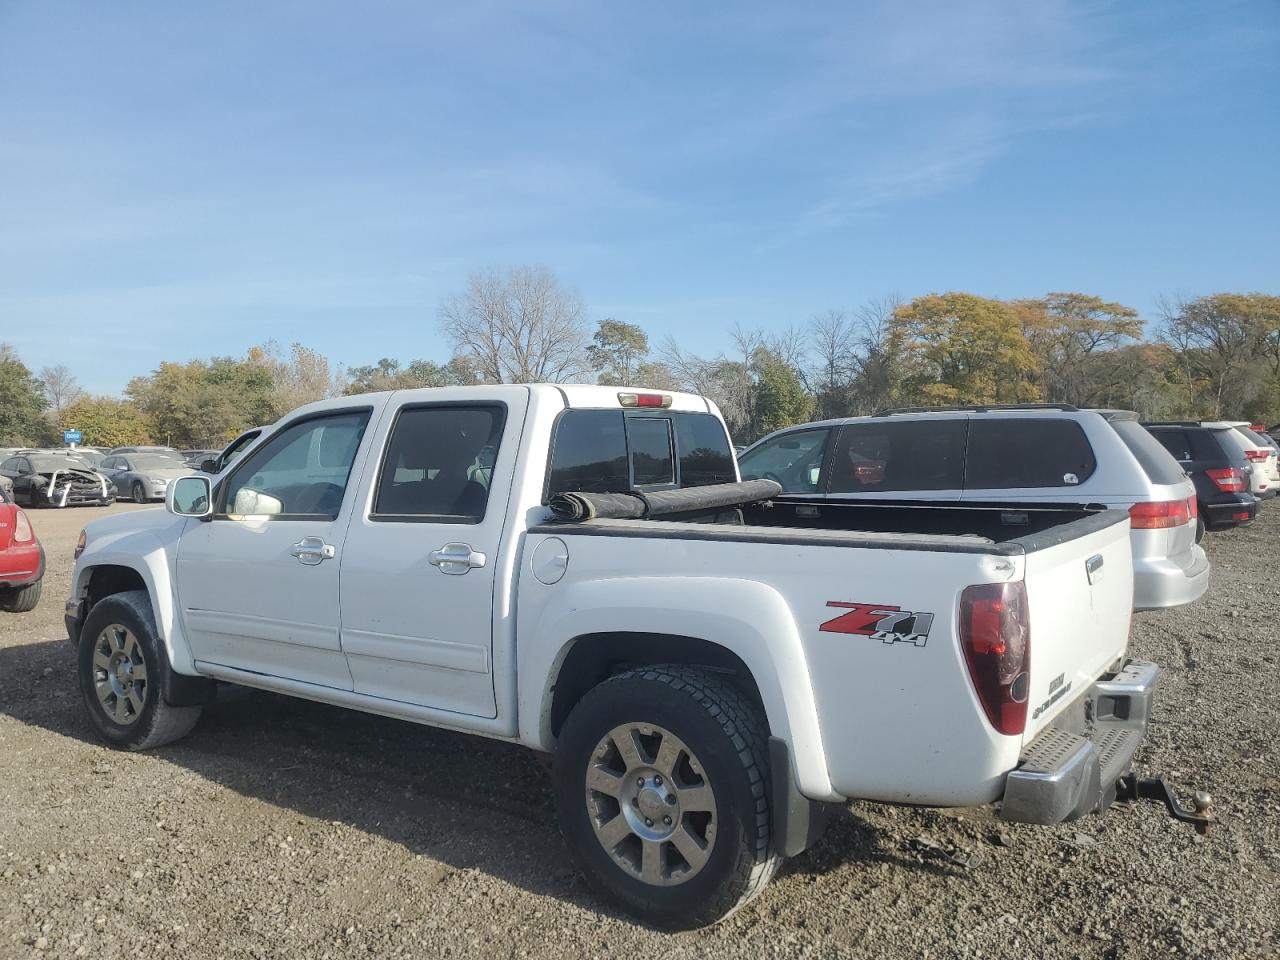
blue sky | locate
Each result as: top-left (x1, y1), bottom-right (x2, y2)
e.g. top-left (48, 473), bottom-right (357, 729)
top-left (1, 1), bottom-right (1277, 395)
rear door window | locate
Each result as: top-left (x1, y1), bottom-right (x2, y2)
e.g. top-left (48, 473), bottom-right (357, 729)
top-left (966, 419), bottom-right (1096, 489)
top-left (830, 420), bottom-right (966, 493)
top-left (372, 405), bottom-right (506, 522)
top-left (738, 428), bottom-right (832, 493)
top-left (1109, 419), bottom-right (1187, 486)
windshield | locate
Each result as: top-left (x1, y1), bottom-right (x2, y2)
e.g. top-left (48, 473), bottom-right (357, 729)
top-left (30, 457), bottom-right (96, 472)
top-left (132, 454), bottom-right (187, 470)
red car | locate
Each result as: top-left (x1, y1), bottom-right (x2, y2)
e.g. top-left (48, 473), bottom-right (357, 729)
top-left (0, 485), bottom-right (43, 612)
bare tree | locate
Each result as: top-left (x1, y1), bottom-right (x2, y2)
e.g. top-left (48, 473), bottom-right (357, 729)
top-left (39, 364), bottom-right (84, 415)
top-left (440, 265), bottom-right (590, 383)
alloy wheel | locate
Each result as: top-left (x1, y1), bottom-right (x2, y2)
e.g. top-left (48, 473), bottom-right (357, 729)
top-left (92, 624), bottom-right (147, 726)
top-left (585, 722), bottom-right (717, 886)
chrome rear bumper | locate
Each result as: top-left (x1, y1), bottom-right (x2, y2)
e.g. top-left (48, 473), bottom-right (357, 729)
top-left (1000, 659), bottom-right (1157, 824)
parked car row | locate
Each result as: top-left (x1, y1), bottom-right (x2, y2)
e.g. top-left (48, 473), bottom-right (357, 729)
top-left (738, 404), bottom-right (1208, 612)
top-left (738, 406), bottom-right (1280, 612)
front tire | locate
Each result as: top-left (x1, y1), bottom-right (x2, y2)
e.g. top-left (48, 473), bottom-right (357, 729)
top-left (77, 590), bottom-right (202, 750)
top-left (132, 482), bottom-right (148, 504)
top-left (554, 665), bottom-right (779, 929)
top-left (0, 579), bottom-right (42, 613)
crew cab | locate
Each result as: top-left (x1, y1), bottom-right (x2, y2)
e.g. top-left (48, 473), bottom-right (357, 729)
top-left (64, 385), bottom-right (1199, 928)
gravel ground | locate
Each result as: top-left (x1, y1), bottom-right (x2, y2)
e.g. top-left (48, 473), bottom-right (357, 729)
top-left (2, 503), bottom-right (1277, 959)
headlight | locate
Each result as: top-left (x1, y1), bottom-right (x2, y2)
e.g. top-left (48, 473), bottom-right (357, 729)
top-left (148, 477), bottom-right (169, 485)
top-left (74, 530), bottom-right (87, 560)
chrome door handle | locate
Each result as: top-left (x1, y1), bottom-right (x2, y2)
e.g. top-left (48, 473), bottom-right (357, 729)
top-left (429, 542), bottom-right (487, 575)
top-left (290, 536), bottom-right (336, 565)
top-left (1086, 553), bottom-right (1104, 584)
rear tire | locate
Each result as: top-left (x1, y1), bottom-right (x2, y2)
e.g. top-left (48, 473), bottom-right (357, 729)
top-left (554, 665), bottom-right (780, 929)
top-left (77, 590), bottom-right (202, 750)
top-left (0, 579), bottom-right (42, 613)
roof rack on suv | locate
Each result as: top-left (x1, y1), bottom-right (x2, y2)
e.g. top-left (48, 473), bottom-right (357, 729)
top-left (874, 403), bottom-right (1081, 416)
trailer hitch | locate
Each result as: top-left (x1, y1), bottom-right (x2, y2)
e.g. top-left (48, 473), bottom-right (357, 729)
top-left (1115, 774), bottom-right (1213, 835)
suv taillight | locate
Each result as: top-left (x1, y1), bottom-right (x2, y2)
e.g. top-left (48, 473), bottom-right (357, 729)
top-left (959, 581), bottom-right (1030, 736)
top-left (1128, 499), bottom-right (1191, 529)
top-left (1244, 449), bottom-right (1268, 462)
top-left (1206, 467), bottom-right (1245, 493)
top-left (13, 509), bottom-right (33, 543)
top-left (1187, 495), bottom-right (1198, 520)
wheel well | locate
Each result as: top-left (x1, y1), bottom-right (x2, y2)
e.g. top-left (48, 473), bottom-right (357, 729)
top-left (549, 632), bottom-right (768, 738)
top-left (86, 565), bottom-right (148, 609)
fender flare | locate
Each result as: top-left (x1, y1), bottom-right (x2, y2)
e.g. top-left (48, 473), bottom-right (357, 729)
top-left (519, 576), bottom-right (837, 801)
top-left (73, 542), bottom-right (195, 676)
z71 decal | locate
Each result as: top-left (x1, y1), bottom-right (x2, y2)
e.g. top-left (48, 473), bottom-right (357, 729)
top-left (819, 601), bottom-right (934, 647)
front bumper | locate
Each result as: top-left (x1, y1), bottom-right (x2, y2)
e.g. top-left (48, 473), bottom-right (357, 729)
top-left (1000, 659), bottom-right (1157, 825)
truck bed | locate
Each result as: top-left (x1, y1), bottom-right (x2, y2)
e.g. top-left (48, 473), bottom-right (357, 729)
top-left (537, 497), bottom-right (1124, 556)
top-left (525, 493), bottom-right (1134, 805)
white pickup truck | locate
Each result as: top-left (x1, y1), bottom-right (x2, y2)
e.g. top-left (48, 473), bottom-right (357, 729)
top-left (64, 385), bottom-right (1208, 928)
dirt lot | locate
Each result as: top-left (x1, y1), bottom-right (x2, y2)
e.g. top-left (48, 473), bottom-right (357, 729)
top-left (1, 503), bottom-right (1277, 959)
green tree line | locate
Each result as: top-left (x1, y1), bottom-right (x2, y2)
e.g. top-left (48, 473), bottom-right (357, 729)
top-left (3, 268), bottom-right (1277, 449)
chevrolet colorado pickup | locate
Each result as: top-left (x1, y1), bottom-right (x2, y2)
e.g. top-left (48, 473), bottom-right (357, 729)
top-left (65, 385), bottom-right (1205, 928)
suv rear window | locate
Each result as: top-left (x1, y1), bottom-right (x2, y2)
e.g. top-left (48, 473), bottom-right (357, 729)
top-left (1110, 419), bottom-right (1187, 486)
top-left (829, 420), bottom-right (966, 493)
top-left (965, 419), bottom-right (1097, 489)
top-left (1234, 425), bottom-right (1272, 447)
top-left (546, 410), bottom-right (735, 497)
top-left (1149, 428), bottom-right (1193, 463)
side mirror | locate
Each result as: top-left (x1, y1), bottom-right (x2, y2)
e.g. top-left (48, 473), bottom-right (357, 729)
top-left (199, 458), bottom-right (218, 474)
top-left (167, 476), bottom-right (213, 519)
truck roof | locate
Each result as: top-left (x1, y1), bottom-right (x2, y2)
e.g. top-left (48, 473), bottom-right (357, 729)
top-left (279, 383), bottom-right (716, 422)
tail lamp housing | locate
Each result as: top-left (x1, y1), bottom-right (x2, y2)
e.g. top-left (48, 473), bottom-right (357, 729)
top-left (1128, 499), bottom-right (1191, 529)
top-left (959, 581), bottom-right (1030, 736)
top-left (1206, 467), bottom-right (1245, 493)
top-left (13, 509), bottom-right (34, 543)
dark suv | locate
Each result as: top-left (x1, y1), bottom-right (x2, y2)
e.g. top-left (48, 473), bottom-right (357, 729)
top-left (1144, 422), bottom-right (1257, 534)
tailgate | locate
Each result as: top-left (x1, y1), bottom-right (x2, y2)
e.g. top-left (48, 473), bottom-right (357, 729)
top-left (1020, 511), bottom-right (1133, 742)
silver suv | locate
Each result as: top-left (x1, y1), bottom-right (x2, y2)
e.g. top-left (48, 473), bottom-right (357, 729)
top-left (737, 403), bottom-right (1209, 612)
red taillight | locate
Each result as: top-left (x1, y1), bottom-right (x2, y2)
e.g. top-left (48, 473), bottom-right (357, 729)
top-left (1250, 424), bottom-right (1267, 432)
top-left (1187, 495), bottom-right (1198, 520)
top-left (1129, 499), bottom-right (1190, 529)
top-left (959, 581), bottom-right (1030, 736)
top-left (1244, 449), bottom-right (1268, 462)
top-left (1232, 511), bottom-right (1252, 521)
top-left (1206, 467), bottom-right (1245, 493)
top-left (13, 509), bottom-right (34, 543)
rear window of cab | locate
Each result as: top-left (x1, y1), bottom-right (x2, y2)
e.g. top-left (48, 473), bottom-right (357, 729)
top-left (546, 410), bottom-right (736, 498)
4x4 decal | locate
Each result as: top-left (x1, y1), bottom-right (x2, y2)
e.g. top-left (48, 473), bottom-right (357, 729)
top-left (819, 601), bottom-right (934, 647)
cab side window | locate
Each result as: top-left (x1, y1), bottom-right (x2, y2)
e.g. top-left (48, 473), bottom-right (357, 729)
top-left (372, 406), bottom-right (506, 522)
top-left (221, 411), bottom-right (370, 519)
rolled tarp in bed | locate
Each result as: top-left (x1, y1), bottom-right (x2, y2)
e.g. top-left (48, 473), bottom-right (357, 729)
top-left (548, 479), bottom-right (783, 522)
